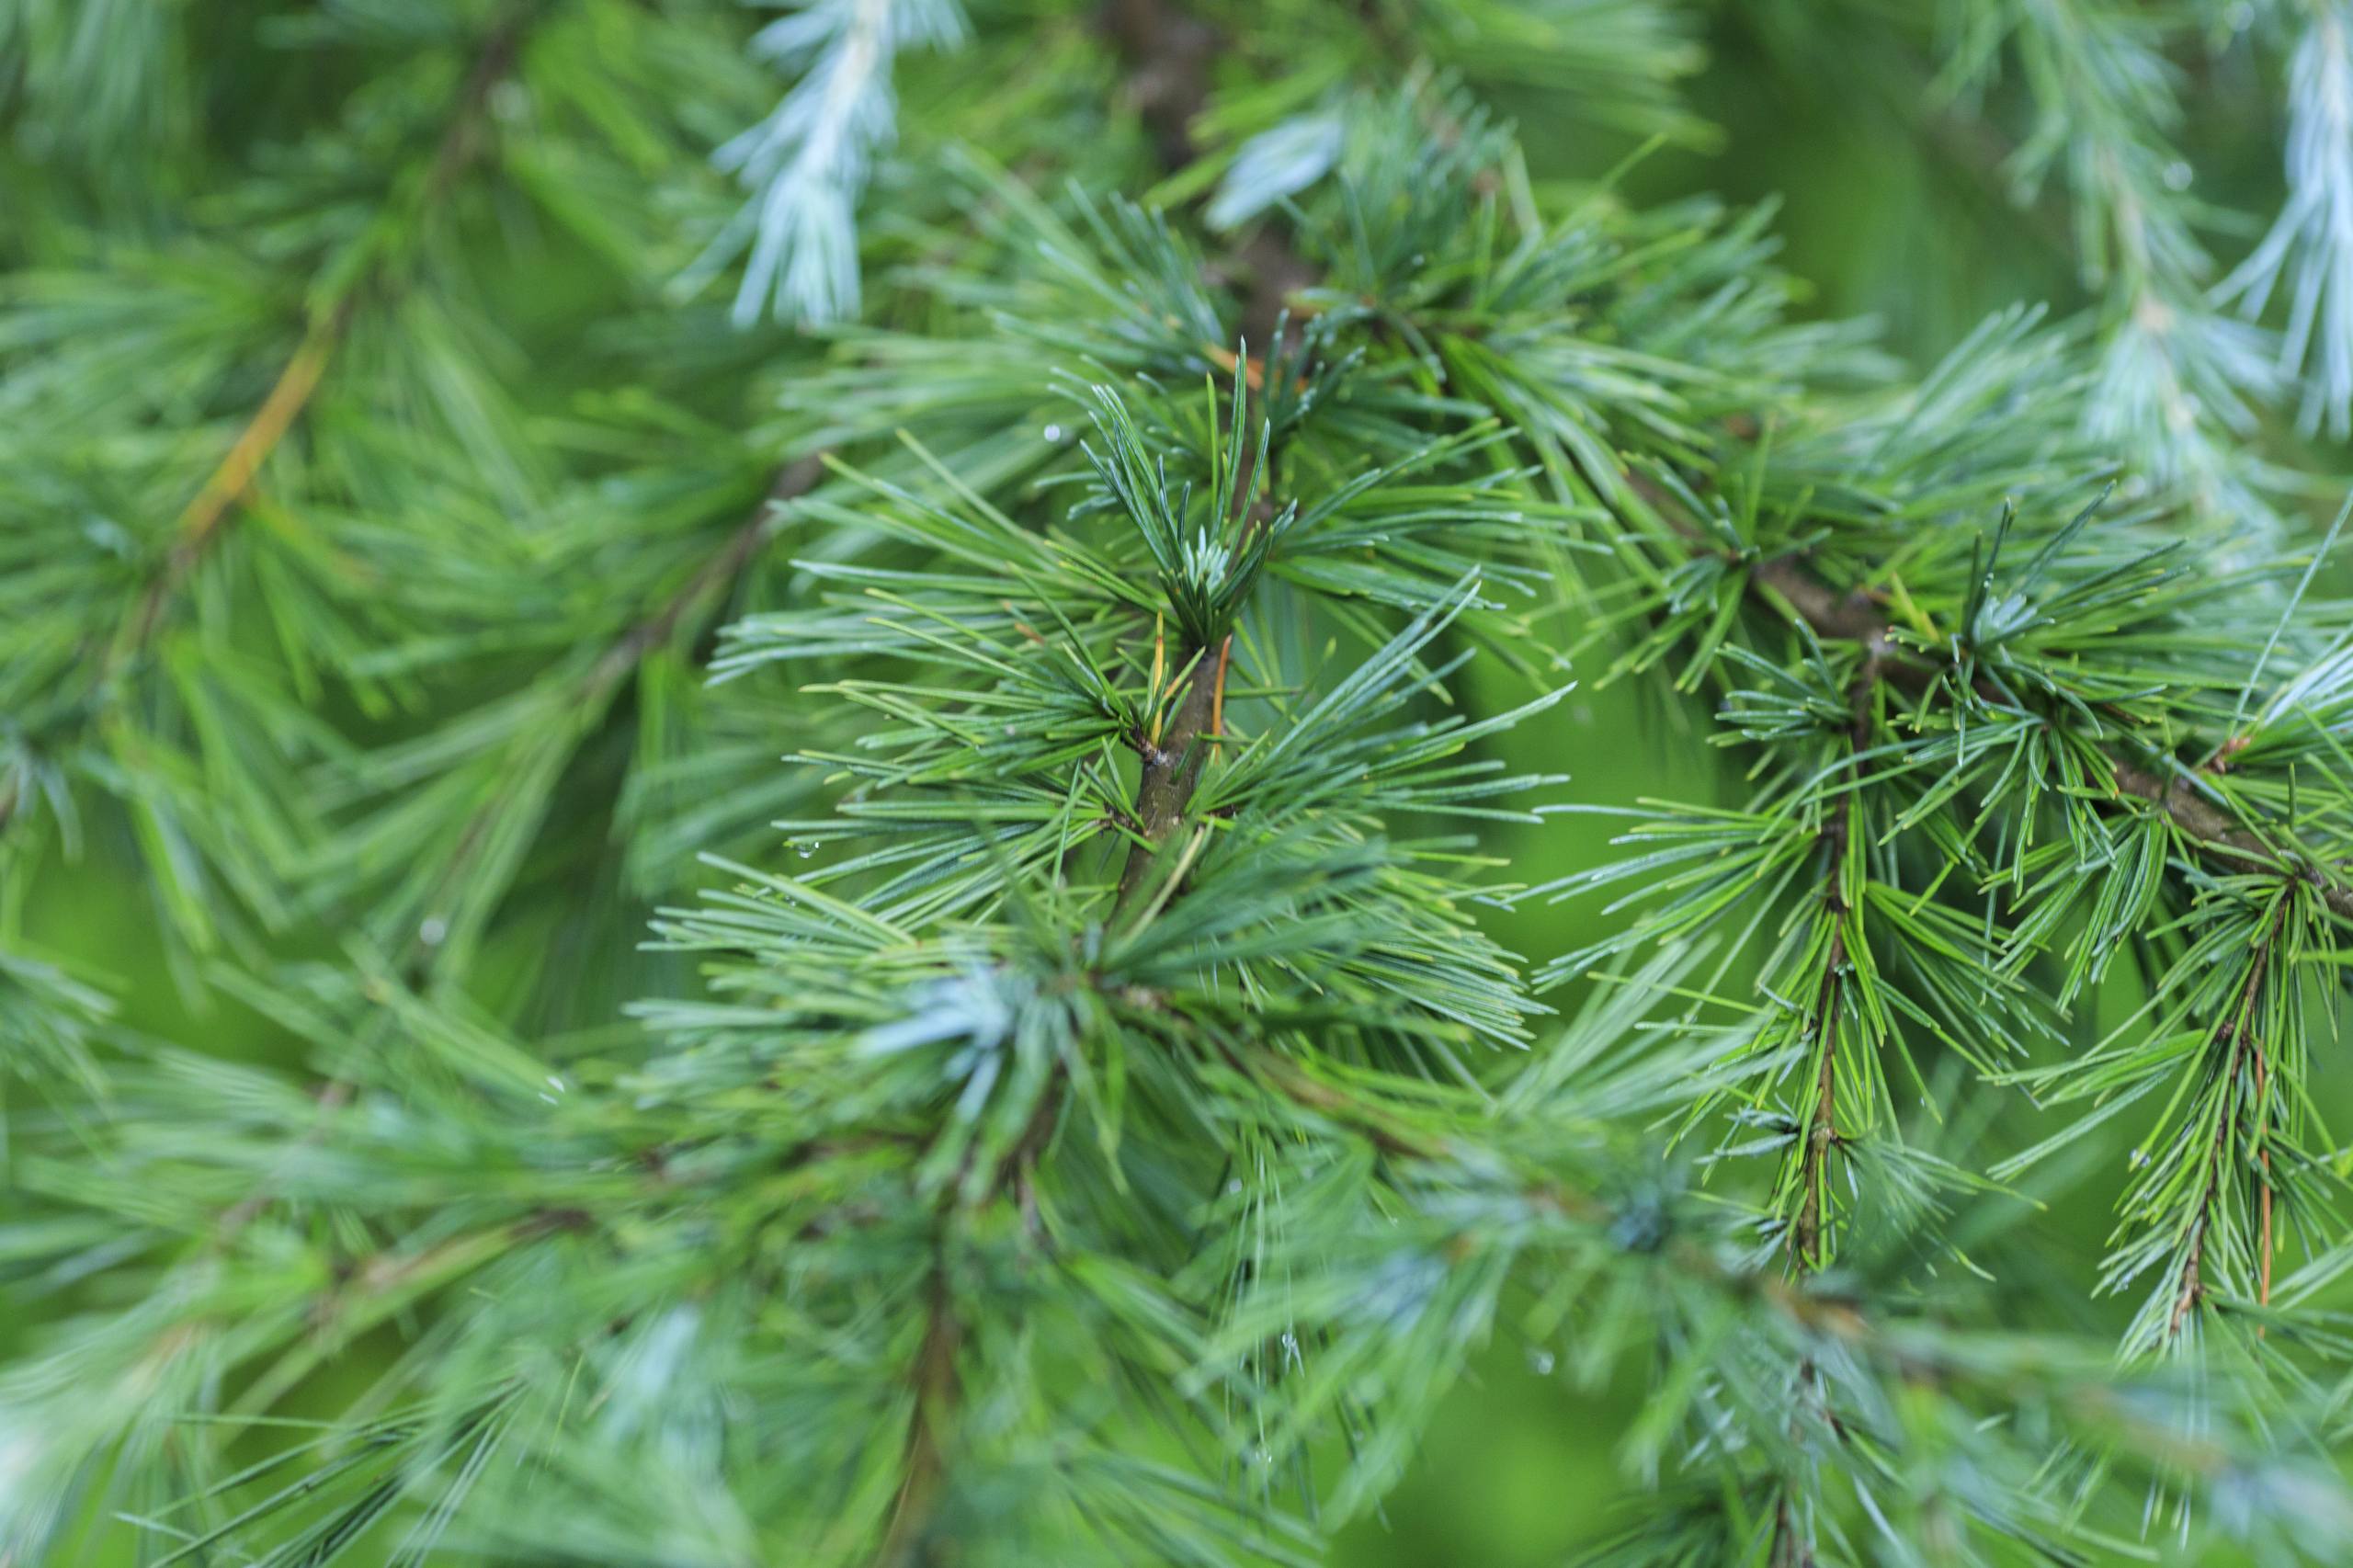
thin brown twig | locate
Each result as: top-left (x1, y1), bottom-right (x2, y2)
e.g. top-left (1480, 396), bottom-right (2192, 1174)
top-left (1115, 648), bottom-right (1222, 910)
top-left (874, 7), bottom-right (1312, 1543)
top-left (2256, 1051), bottom-right (2276, 1322)
top-left (1790, 653), bottom-right (1879, 1272)
top-left (196, 455), bottom-right (821, 1272)
top-left (856, 14), bottom-right (1260, 1540)
top-left (1790, 935), bottom-right (1847, 1273)
top-left (1673, 476), bottom-right (2336, 1319)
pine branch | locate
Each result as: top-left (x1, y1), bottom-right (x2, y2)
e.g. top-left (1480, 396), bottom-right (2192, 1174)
top-left (2109, 764), bottom-right (2353, 921)
top-left (383, 453), bottom-right (827, 986)
top-left (131, 301), bottom-right (352, 652)
top-left (688, 0), bottom-right (969, 324)
top-left (858, 375), bottom-right (1302, 1544)
top-left (590, 454), bottom-right (829, 697)
top-left (1629, 472), bottom-right (2353, 921)
top-left (1587, 411), bottom-right (2345, 1355)
top-left (1788, 853), bottom-right (1849, 1275)
top-left (2170, 896), bottom-right (2286, 1340)
top-left (1092, 0), bottom-right (1305, 909)
top-left (2223, 6), bottom-right (2353, 438)
top-left (20, 11), bottom-right (2353, 1562)
top-left (119, 6), bottom-right (537, 662)
top-left (877, 1233), bottom-right (963, 1566)
top-left (1102, 0), bottom-right (1313, 349)
top-left (1773, 661), bottom-right (1886, 1559)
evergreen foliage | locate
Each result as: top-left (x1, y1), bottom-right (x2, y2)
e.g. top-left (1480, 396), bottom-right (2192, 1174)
top-left (11, 3), bottom-right (2353, 1566)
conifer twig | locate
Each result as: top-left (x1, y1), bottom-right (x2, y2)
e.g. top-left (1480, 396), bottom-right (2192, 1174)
top-left (1789, 653), bottom-right (1879, 1272)
top-left (28, 10), bottom-right (2353, 1559)
top-left (1789, 915), bottom-right (1847, 1273)
top-left (142, 304), bottom-right (354, 644)
top-left (123, 7), bottom-right (535, 658)
top-left (591, 454), bottom-right (830, 696)
top-left (1101, 0), bottom-right (1313, 349)
top-left (385, 453), bottom-right (826, 985)
top-left (877, 1237), bottom-right (963, 1566)
top-left (1094, 0), bottom-right (1255, 915)
top-left (1627, 474), bottom-right (2353, 921)
top-left (2170, 903), bottom-right (2285, 1340)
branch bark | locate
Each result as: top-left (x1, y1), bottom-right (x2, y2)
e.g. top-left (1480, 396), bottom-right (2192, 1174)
top-left (1114, 648), bottom-right (1223, 911)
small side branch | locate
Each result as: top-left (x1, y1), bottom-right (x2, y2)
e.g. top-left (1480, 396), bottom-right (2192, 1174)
top-left (2169, 908), bottom-right (2283, 1340)
top-left (591, 454), bottom-right (827, 696)
top-left (2110, 763), bottom-right (2353, 920)
top-left (1099, 0), bottom-right (1312, 350)
top-left (1789, 932), bottom-right (1847, 1273)
top-left (877, 1244), bottom-right (963, 1565)
top-left (1630, 474), bottom-right (2353, 919)
top-left (1789, 654), bottom-right (1876, 1272)
top-left (375, 454), bottom-right (824, 987)
top-left (125, 8), bottom-right (534, 657)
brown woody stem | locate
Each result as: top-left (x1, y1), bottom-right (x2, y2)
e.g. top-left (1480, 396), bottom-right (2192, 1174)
top-left (1790, 929), bottom-right (1847, 1273)
top-left (1789, 664), bottom-right (1874, 1271)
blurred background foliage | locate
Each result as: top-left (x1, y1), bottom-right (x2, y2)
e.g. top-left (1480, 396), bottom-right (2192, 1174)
top-left (6, 1), bottom-right (2351, 1563)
